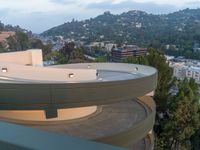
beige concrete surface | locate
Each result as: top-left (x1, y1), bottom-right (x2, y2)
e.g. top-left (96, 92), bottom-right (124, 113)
top-left (25, 100), bottom-right (148, 139)
top-left (0, 50), bottom-right (157, 150)
top-left (0, 49), bottom-right (43, 66)
top-left (4, 97), bottom-right (154, 150)
top-left (0, 106), bottom-right (97, 122)
top-left (0, 62), bottom-right (97, 82)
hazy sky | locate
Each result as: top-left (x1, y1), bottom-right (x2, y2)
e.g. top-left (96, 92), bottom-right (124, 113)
top-left (0, 0), bottom-right (200, 33)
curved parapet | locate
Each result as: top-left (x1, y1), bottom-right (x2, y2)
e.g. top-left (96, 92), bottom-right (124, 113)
top-left (96, 96), bottom-right (155, 149)
top-left (0, 106), bottom-right (98, 122)
top-left (0, 63), bottom-right (157, 119)
top-left (0, 50), bottom-right (158, 150)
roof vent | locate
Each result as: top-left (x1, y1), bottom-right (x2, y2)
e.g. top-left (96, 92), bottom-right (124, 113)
top-left (2, 68), bottom-right (8, 73)
top-left (69, 73), bottom-right (74, 78)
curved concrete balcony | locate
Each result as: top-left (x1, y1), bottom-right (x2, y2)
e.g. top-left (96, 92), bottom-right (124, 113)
top-left (5, 96), bottom-right (154, 150)
top-left (0, 63), bottom-right (157, 118)
top-left (0, 50), bottom-right (157, 150)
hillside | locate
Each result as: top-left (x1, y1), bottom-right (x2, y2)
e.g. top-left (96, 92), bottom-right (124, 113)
top-left (0, 21), bottom-right (32, 36)
top-left (42, 9), bottom-right (200, 44)
top-left (41, 8), bottom-right (200, 59)
top-left (0, 22), bottom-right (51, 57)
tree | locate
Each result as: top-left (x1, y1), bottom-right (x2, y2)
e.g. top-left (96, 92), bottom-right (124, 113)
top-left (30, 38), bottom-right (52, 58)
top-left (45, 51), bottom-right (67, 64)
top-left (95, 56), bottom-right (107, 62)
top-left (15, 32), bottom-right (30, 50)
top-left (6, 31), bottom-right (30, 51)
top-left (49, 42), bottom-right (87, 64)
top-left (147, 49), bottom-right (173, 112)
top-left (159, 79), bottom-right (200, 149)
top-left (6, 36), bottom-right (18, 50)
top-left (60, 42), bottom-right (75, 61)
top-left (123, 48), bottom-right (173, 112)
top-left (123, 48), bottom-right (200, 150)
top-left (0, 42), bottom-right (7, 52)
top-left (123, 55), bottom-right (149, 65)
top-left (191, 130), bottom-right (200, 150)
top-left (69, 48), bottom-right (85, 60)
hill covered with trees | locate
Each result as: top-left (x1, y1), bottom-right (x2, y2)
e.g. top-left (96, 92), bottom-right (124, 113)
top-left (41, 8), bottom-right (200, 59)
top-left (0, 22), bottom-right (52, 58)
top-left (0, 21), bottom-right (32, 35)
top-left (124, 49), bottom-right (200, 150)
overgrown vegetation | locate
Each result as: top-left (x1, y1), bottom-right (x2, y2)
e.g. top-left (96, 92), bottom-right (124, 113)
top-left (42, 8), bottom-right (200, 59)
top-left (0, 31), bottom-right (52, 59)
top-left (46, 42), bottom-right (90, 64)
top-left (124, 48), bottom-right (200, 150)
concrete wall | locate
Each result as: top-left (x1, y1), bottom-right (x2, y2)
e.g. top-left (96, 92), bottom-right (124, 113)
top-left (0, 50), bottom-right (97, 82)
top-left (52, 63), bottom-right (157, 76)
top-left (0, 106), bottom-right (97, 122)
top-left (0, 121), bottom-right (126, 150)
top-left (0, 64), bottom-right (157, 113)
top-left (0, 63), bottom-right (157, 120)
top-left (29, 50), bottom-right (43, 66)
top-left (0, 63), bottom-right (97, 82)
top-left (0, 49), bottom-right (43, 66)
top-left (97, 96), bottom-right (155, 149)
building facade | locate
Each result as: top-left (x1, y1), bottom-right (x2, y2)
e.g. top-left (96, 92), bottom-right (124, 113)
top-left (171, 63), bottom-right (200, 84)
top-left (111, 45), bottom-right (147, 62)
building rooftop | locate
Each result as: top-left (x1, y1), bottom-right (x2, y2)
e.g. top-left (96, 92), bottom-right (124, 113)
top-left (0, 49), bottom-right (157, 150)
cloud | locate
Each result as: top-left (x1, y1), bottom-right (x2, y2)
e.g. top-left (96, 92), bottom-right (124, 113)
top-left (0, 0), bottom-right (200, 33)
top-left (86, 1), bottom-right (178, 14)
top-left (0, 0), bottom-right (77, 14)
top-left (0, 0), bottom-right (199, 13)
top-left (0, 0), bottom-right (198, 14)
top-left (53, 0), bottom-right (200, 7)
top-left (131, 0), bottom-right (200, 7)
top-left (0, 0), bottom-right (102, 33)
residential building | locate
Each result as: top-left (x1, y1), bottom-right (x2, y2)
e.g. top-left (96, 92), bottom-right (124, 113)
top-left (111, 45), bottom-right (147, 62)
top-left (170, 60), bottom-right (200, 84)
top-left (105, 43), bottom-right (117, 52)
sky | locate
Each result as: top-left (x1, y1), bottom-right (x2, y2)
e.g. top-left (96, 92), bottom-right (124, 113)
top-left (0, 0), bottom-right (200, 33)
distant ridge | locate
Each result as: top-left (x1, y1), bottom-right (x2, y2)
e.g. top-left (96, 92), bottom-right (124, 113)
top-left (0, 21), bottom-right (31, 35)
top-left (41, 8), bottom-right (200, 48)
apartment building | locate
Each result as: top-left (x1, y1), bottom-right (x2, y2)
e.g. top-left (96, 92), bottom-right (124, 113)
top-left (111, 45), bottom-right (147, 62)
